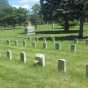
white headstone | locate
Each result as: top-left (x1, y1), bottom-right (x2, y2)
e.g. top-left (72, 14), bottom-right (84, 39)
top-left (58, 59), bottom-right (66, 72)
top-left (70, 44), bottom-right (76, 52)
top-left (43, 38), bottom-right (47, 48)
top-left (7, 50), bottom-right (12, 60)
top-left (54, 42), bottom-right (61, 50)
top-left (35, 53), bottom-right (45, 67)
top-left (7, 40), bottom-right (10, 46)
top-left (23, 40), bottom-right (26, 47)
top-left (32, 40), bottom-right (36, 48)
top-left (20, 51), bottom-right (27, 64)
top-left (14, 40), bottom-right (18, 46)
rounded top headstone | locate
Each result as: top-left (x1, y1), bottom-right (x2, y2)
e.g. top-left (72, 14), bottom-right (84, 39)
top-left (36, 53), bottom-right (45, 58)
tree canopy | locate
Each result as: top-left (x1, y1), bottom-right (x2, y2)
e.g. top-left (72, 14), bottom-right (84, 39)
top-left (0, 0), bottom-right (10, 8)
top-left (0, 0), bottom-right (29, 27)
top-left (29, 4), bottom-right (43, 25)
top-left (40, 0), bottom-right (88, 37)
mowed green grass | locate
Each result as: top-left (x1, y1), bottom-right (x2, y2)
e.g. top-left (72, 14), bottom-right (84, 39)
top-left (0, 25), bottom-right (88, 88)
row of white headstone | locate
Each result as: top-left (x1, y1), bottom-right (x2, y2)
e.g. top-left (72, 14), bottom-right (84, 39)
top-left (6, 40), bottom-right (26, 47)
top-left (5, 39), bottom-right (78, 52)
top-left (6, 50), bottom-right (88, 77)
top-left (3, 38), bottom-right (88, 45)
top-left (6, 50), bottom-right (45, 65)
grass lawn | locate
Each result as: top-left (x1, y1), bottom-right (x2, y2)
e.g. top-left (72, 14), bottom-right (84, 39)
top-left (0, 24), bottom-right (88, 88)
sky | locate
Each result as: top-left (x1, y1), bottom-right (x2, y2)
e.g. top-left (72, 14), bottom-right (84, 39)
top-left (8, 0), bottom-right (39, 10)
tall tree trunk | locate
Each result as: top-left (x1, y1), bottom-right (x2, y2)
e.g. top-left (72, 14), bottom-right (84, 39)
top-left (79, 15), bottom-right (84, 38)
top-left (79, 9), bottom-right (84, 38)
top-left (64, 15), bottom-right (69, 32)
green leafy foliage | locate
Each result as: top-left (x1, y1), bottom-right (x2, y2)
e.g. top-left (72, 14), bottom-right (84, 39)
top-left (0, 0), bottom-right (29, 27)
top-left (30, 4), bottom-right (43, 25)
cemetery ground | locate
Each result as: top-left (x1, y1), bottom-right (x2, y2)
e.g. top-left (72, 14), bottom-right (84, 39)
top-left (0, 24), bottom-right (88, 88)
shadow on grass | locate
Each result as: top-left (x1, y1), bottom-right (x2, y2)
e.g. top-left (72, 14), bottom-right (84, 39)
top-left (19, 29), bottom-right (88, 40)
top-left (38, 35), bottom-right (79, 41)
top-left (36, 30), bottom-right (80, 40)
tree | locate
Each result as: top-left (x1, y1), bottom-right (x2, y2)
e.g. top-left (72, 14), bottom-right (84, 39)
top-left (30, 4), bottom-right (43, 29)
top-left (0, 6), bottom-right (29, 27)
top-left (0, 0), bottom-right (10, 26)
top-left (40, 0), bottom-right (62, 23)
top-left (40, 0), bottom-right (80, 31)
top-left (16, 7), bottom-right (29, 25)
top-left (40, 0), bottom-right (88, 38)
top-left (0, 0), bottom-right (10, 9)
top-left (0, 0), bottom-right (29, 27)
top-left (77, 0), bottom-right (88, 38)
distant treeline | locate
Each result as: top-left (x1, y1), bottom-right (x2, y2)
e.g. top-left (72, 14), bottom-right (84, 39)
top-left (0, 0), bottom-right (43, 27)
